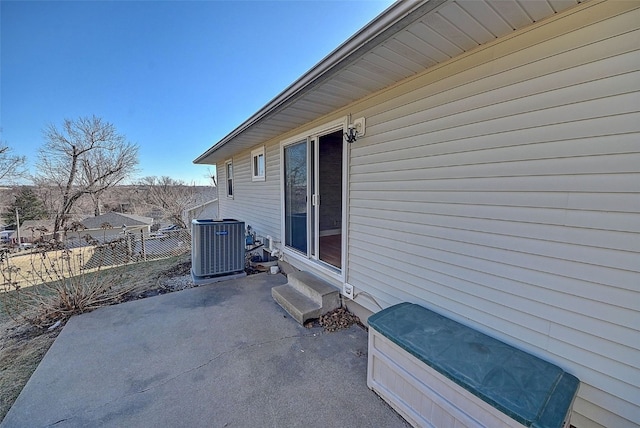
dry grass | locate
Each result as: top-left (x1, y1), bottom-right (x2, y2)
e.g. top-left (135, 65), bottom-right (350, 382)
top-left (0, 319), bottom-right (58, 419)
top-left (0, 253), bottom-right (191, 422)
top-left (3, 247), bottom-right (96, 291)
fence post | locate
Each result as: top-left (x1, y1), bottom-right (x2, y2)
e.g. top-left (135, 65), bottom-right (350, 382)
top-left (126, 233), bottom-right (132, 262)
top-left (140, 230), bottom-right (147, 261)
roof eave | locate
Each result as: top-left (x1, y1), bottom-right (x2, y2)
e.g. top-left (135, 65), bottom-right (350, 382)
top-left (193, 0), bottom-right (446, 165)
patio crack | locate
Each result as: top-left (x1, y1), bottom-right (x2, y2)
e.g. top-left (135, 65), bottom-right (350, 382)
top-left (46, 418), bottom-right (70, 427)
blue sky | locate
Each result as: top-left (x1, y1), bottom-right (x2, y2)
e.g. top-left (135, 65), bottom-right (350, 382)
top-left (1, 0), bottom-right (393, 185)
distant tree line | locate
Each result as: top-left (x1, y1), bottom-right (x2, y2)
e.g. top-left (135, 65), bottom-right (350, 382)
top-left (1, 115), bottom-right (216, 237)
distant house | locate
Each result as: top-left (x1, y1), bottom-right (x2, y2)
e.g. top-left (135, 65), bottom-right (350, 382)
top-left (80, 212), bottom-right (154, 241)
top-left (181, 186), bottom-right (219, 227)
top-left (183, 198), bottom-right (219, 227)
top-left (194, 1), bottom-right (639, 426)
top-left (19, 219), bottom-right (56, 243)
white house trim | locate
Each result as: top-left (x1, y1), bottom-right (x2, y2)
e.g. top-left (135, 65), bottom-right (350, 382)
top-left (251, 146), bottom-right (265, 182)
top-left (224, 159), bottom-right (234, 199)
top-left (279, 116), bottom-right (349, 284)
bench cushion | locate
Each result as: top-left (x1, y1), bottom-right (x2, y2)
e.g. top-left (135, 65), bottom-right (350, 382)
top-left (368, 303), bottom-right (579, 428)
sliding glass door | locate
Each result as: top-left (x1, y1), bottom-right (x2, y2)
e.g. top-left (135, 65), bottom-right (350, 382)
top-left (284, 129), bottom-right (344, 271)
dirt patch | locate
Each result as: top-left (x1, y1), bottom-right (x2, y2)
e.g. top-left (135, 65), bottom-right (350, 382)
top-left (158, 260), bottom-right (192, 278)
top-left (125, 258), bottom-right (196, 299)
top-left (0, 320), bottom-right (59, 421)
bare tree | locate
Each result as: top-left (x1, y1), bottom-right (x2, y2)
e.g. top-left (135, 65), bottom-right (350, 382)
top-left (0, 143), bottom-right (27, 184)
top-left (205, 167), bottom-right (217, 187)
top-left (37, 116), bottom-right (139, 236)
top-left (82, 146), bottom-right (137, 216)
top-left (138, 176), bottom-right (198, 229)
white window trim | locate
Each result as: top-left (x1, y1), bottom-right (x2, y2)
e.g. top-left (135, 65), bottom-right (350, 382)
top-left (225, 159), bottom-right (234, 199)
top-left (251, 146), bottom-right (265, 182)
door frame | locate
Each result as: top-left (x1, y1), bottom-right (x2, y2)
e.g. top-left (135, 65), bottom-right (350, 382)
top-left (280, 116), bottom-right (349, 283)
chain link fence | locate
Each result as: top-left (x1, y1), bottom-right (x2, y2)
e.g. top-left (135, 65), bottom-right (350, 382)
top-left (85, 228), bottom-right (191, 267)
top-left (1, 228), bottom-right (191, 291)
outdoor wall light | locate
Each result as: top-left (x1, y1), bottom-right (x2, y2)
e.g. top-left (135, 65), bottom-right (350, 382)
top-left (345, 125), bottom-right (358, 143)
top-left (345, 117), bottom-right (366, 143)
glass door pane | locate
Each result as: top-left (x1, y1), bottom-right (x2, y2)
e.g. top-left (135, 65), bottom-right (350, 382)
top-left (317, 130), bottom-right (343, 268)
top-left (284, 141), bottom-right (308, 254)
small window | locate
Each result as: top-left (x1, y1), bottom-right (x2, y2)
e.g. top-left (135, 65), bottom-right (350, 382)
top-left (225, 159), bottom-right (234, 198)
top-left (251, 147), bottom-right (265, 182)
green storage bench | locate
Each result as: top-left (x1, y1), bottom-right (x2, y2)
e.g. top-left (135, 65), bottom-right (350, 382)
top-left (367, 303), bottom-right (579, 428)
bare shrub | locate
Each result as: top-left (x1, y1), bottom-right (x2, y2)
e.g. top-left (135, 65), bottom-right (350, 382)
top-left (0, 233), bottom-right (141, 328)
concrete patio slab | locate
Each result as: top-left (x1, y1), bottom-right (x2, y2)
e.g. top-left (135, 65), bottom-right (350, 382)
top-left (1, 273), bottom-right (408, 428)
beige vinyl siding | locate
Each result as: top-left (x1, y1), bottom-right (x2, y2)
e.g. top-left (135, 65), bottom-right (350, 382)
top-left (217, 141), bottom-right (281, 239)
top-left (347, 3), bottom-right (639, 428)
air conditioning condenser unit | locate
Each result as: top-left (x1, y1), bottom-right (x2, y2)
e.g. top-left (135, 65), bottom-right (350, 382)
top-left (191, 219), bottom-right (246, 284)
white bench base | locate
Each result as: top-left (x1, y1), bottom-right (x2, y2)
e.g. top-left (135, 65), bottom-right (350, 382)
top-left (367, 329), bottom-right (530, 428)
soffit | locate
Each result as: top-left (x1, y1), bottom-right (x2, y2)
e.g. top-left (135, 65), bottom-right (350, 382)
top-left (195, 0), bottom-right (583, 164)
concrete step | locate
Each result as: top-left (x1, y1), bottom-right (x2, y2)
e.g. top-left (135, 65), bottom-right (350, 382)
top-left (271, 271), bottom-right (341, 325)
top-left (287, 271), bottom-right (340, 309)
top-left (277, 260), bottom-right (299, 277)
top-left (272, 284), bottom-right (322, 324)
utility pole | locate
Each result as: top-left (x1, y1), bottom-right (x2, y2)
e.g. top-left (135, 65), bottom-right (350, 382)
top-left (15, 208), bottom-right (21, 245)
